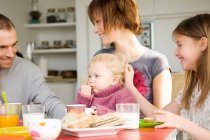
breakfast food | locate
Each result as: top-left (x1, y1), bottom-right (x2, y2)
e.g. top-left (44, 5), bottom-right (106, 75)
top-left (143, 117), bottom-right (155, 123)
top-left (62, 110), bottom-right (86, 128)
top-left (62, 112), bottom-right (125, 129)
top-left (67, 115), bottom-right (94, 128)
top-left (90, 113), bottom-right (124, 128)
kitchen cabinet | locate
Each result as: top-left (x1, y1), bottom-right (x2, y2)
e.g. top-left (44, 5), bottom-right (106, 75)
top-left (25, 21), bottom-right (77, 104)
top-left (24, 0), bottom-right (77, 104)
top-left (25, 22), bottom-right (77, 81)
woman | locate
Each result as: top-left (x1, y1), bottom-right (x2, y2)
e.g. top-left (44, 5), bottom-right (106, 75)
top-left (88, 0), bottom-right (172, 111)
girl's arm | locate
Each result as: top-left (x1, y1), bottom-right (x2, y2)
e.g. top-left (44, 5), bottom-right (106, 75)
top-left (125, 64), bottom-right (210, 139)
top-left (153, 69), bottom-right (172, 108)
top-left (153, 110), bottom-right (210, 139)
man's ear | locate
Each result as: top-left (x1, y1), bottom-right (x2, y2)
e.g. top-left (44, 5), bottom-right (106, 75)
top-left (200, 37), bottom-right (208, 51)
top-left (111, 76), bottom-right (120, 85)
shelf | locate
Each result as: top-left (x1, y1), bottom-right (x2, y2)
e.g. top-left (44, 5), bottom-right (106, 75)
top-left (25, 22), bottom-right (76, 28)
top-left (45, 76), bottom-right (76, 83)
top-left (32, 48), bottom-right (76, 53)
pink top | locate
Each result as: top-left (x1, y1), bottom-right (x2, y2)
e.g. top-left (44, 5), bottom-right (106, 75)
top-left (75, 84), bottom-right (136, 115)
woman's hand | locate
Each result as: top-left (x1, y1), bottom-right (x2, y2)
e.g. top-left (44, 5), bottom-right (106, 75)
top-left (124, 64), bottom-right (134, 87)
top-left (153, 109), bottom-right (184, 129)
top-left (80, 85), bottom-right (92, 97)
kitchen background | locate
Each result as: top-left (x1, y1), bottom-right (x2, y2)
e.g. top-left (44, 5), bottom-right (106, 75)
top-left (1, 0), bottom-right (210, 104)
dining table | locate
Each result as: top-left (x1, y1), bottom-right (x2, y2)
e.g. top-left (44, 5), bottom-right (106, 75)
top-left (58, 127), bottom-right (181, 140)
top-left (0, 120), bottom-right (182, 140)
top-left (0, 127), bottom-right (181, 140)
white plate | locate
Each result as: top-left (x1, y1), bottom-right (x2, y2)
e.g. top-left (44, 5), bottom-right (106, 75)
top-left (62, 126), bottom-right (125, 137)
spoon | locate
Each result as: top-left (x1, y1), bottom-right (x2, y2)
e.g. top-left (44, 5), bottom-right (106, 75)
top-left (1, 91), bottom-right (8, 104)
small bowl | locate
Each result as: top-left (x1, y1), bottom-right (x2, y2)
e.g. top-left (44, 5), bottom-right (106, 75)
top-left (28, 119), bottom-right (61, 140)
top-left (48, 70), bottom-right (59, 76)
top-left (60, 70), bottom-right (77, 78)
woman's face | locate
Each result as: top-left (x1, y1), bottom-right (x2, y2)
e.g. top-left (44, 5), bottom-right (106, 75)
top-left (92, 12), bottom-right (116, 46)
top-left (174, 35), bottom-right (203, 71)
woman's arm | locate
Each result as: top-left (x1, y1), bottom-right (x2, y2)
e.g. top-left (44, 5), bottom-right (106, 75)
top-left (153, 69), bottom-right (172, 108)
top-left (124, 64), bottom-right (179, 116)
top-left (124, 64), bottom-right (158, 116)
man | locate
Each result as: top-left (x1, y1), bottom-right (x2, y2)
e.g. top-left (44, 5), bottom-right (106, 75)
top-left (0, 14), bottom-right (66, 118)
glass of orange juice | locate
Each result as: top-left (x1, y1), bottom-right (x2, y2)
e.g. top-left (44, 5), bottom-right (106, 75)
top-left (0, 103), bottom-right (22, 127)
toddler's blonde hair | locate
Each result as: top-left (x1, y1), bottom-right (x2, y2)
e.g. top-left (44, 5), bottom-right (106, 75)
top-left (88, 53), bottom-right (125, 84)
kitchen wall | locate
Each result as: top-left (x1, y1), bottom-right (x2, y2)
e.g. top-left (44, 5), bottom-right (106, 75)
top-left (76, 0), bottom-right (210, 85)
top-left (138, 0), bottom-right (210, 72)
top-left (1, 0), bottom-right (210, 103)
top-left (0, 0), bottom-right (31, 53)
top-left (2, 0), bottom-right (210, 72)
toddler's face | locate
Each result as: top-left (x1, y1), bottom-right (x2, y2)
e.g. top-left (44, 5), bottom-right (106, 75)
top-left (88, 63), bottom-right (115, 93)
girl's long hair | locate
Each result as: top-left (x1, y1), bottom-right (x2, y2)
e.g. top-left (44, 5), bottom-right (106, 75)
top-left (173, 13), bottom-right (210, 110)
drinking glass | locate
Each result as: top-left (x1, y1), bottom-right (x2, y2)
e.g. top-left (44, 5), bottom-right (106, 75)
top-left (116, 103), bottom-right (140, 129)
top-left (66, 104), bottom-right (86, 113)
top-left (22, 104), bottom-right (45, 126)
top-left (0, 103), bottom-right (21, 127)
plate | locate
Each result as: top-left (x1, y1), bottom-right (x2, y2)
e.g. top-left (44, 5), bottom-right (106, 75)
top-left (139, 119), bottom-right (162, 128)
top-left (62, 126), bottom-right (125, 137)
top-left (0, 126), bottom-right (31, 139)
top-left (0, 126), bottom-right (28, 134)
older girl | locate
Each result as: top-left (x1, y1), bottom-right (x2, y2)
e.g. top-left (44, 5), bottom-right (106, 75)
top-left (125, 13), bottom-right (210, 139)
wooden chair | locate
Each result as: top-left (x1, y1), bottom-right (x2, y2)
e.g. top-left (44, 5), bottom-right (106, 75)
top-left (171, 72), bottom-right (185, 100)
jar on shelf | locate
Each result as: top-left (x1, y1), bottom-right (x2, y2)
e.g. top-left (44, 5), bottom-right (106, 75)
top-left (57, 8), bottom-right (66, 22)
top-left (41, 41), bottom-right (49, 49)
top-left (53, 40), bottom-right (62, 48)
top-left (46, 8), bottom-right (57, 23)
top-left (65, 7), bottom-right (75, 22)
top-left (64, 40), bottom-right (74, 48)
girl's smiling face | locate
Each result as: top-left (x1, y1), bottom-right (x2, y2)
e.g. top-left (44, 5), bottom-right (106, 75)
top-left (174, 34), bottom-right (205, 71)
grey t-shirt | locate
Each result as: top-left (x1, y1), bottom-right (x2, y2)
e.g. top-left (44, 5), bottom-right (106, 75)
top-left (0, 56), bottom-right (66, 119)
top-left (96, 47), bottom-right (170, 104)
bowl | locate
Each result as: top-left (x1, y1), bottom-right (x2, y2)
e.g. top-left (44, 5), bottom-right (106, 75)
top-left (28, 119), bottom-right (61, 140)
top-left (60, 70), bottom-right (76, 78)
top-left (48, 70), bottom-right (59, 76)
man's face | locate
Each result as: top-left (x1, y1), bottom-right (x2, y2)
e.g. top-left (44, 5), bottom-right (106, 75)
top-left (0, 28), bottom-right (17, 69)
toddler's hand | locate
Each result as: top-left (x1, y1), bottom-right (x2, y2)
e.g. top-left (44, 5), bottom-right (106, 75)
top-left (81, 85), bottom-right (92, 97)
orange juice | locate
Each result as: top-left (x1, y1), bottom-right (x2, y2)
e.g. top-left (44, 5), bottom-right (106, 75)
top-left (0, 115), bottom-right (19, 127)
